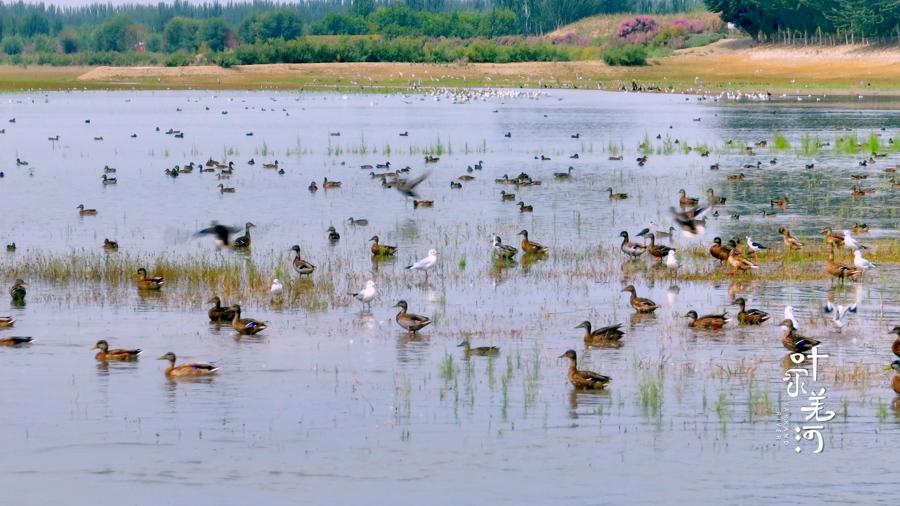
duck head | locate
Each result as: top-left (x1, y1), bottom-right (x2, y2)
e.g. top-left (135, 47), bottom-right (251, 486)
top-left (621, 285), bottom-right (636, 294)
top-left (779, 319), bottom-right (796, 331)
top-left (558, 349), bottom-right (577, 361)
top-left (158, 352), bottom-right (176, 362)
top-left (684, 310), bottom-right (699, 320)
top-left (291, 244), bottom-right (301, 253)
top-left (91, 340), bottom-right (109, 351)
top-left (393, 300), bottom-right (408, 312)
top-left (574, 321), bottom-right (592, 331)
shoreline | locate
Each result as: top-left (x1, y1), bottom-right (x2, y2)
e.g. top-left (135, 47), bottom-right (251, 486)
top-left (4, 40), bottom-right (900, 96)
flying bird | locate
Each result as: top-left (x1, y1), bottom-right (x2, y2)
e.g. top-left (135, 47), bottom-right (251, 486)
top-left (194, 222), bottom-right (242, 248)
top-left (394, 171), bottom-right (430, 198)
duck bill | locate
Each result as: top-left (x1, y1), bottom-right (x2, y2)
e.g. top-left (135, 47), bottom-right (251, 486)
top-left (90, 344), bottom-right (99, 350)
top-left (157, 355), bottom-right (168, 360)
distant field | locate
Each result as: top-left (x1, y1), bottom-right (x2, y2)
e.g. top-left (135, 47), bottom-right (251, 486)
top-left (4, 38), bottom-right (900, 96)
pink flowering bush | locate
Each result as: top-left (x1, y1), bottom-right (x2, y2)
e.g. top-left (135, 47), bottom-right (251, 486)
top-left (670, 18), bottom-right (706, 34)
top-left (617, 16), bottom-right (659, 44)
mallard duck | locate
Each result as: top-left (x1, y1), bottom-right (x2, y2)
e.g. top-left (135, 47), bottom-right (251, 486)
top-left (780, 319), bottom-right (820, 352)
top-left (0, 336), bottom-right (31, 346)
top-left (262, 160), bottom-right (279, 169)
top-left (851, 222), bottom-right (869, 234)
top-left (646, 233), bottom-right (675, 263)
top-left (619, 231), bottom-right (647, 259)
top-left (136, 268), bottom-right (164, 290)
top-left (370, 235), bottom-right (397, 256)
top-left (450, 181), bottom-right (462, 189)
top-left (606, 187), bottom-right (628, 200)
top-left (458, 175), bottom-right (475, 182)
top-left (232, 222), bottom-right (255, 249)
top-left (9, 279), bottom-right (26, 301)
top-left (517, 201), bottom-right (533, 213)
top-left (778, 226), bottom-right (803, 250)
top-left (727, 244), bottom-right (759, 275)
top-left (559, 350), bottom-right (610, 390)
top-left (709, 237), bottom-right (731, 263)
top-left (308, 181), bottom-right (318, 193)
top-left (621, 285), bottom-right (658, 313)
top-left (887, 360), bottom-right (900, 394)
top-left (103, 238), bottom-right (119, 251)
top-left (458, 340), bottom-right (499, 356)
top-left (825, 245), bottom-right (859, 285)
top-left (518, 230), bottom-right (548, 254)
top-left (92, 339), bottom-right (141, 361)
top-left (158, 352), bottom-right (218, 378)
top-left (500, 190), bottom-right (516, 201)
top-left (346, 217), bottom-right (368, 226)
top-left (413, 200), bottom-right (434, 208)
top-left (821, 227), bottom-right (844, 247)
top-left (207, 296), bottom-right (236, 322)
top-left (393, 300), bottom-right (431, 334)
top-left (327, 226), bottom-right (340, 242)
top-left (217, 183), bottom-right (235, 193)
top-left (290, 245), bottom-right (315, 277)
top-left (685, 310), bottom-right (729, 329)
top-left (492, 235), bottom-right (517, 259)
top-left (770, 197), bottom-right (790, 208)
top-left (891, 326), bottom-right (900, 359)
top-left (231, 304), bottom-right (267, 335)
top-left (706, 188), bottom-right (726, 204)
top-left (554, 167), bottom-right (574, 179)
top-left (405, 249), bottom-right (438, 282)
top-left (726, 172), bottom-right (745, 181)
top-left (678, 189), bottom-right (699, 207)
top-left (733, 297), bottom-right (769, 325)
top-left (5, 243), bottom-right (15, 252)
top-left (101, 174), bottom-right (117, 185)
top-left (76, 204), bottom-right (98, 216)
top-left (575, 321), bottom-right (624, 343)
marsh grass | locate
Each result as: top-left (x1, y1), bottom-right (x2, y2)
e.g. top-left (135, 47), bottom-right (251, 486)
top-left (800, 133), bottom-right (821, 156)
top-left (772, 131), bottom-right (790, 150)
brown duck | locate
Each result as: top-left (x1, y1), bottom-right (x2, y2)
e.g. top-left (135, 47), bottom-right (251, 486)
top-left (678, 189), bottom-right (699, 207)
top-left (575, 321), bottom-right (624, 344)
top-left (685, 310), bottom-right (729, 329)
top-left (370, 235), bottom-right (397, 256)
top-left (732, 297), bottom-right (769, 325)
top-left (821, 227), bottom-right (844, 247)
top-left (231, 304), bottom-right (267, 335)
top-left (780, 319), bottom-right (820, 352)
top-left (0, 336), bottom-right (31, 346)
top-left (778, 226), bottom-right (803, 250)
top-left (92, 339), bottom-right (141, 361)
top-left (518, 229), bottom-right (548, 254)
top-left (621, 285), bottom-right (659, 313)
top-left (825, 245), bottom-right (858, 285)
top-left (135, 268), bottom-right (164, 290)
top-left (646, 233), bottom-right (675, 263)
top-left (393, 300), bottom-right (431, 334)
top-left (207, 296), bottom-right (236, 322)
top-left (709, 237), bottom-right (731, 263)
top-left (158, 352), bottom-right (218, 378)
top-left (559, 350), bottom-right (610, 390)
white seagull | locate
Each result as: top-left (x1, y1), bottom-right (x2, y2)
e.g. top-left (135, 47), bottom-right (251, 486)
top-left (853, 250), bottom-right (875, 271)
top-left (665, 250), bottom-right (678, 269)
top-left (784, 306), bottom-right (799, 329)
top-left (842, 230), bottom-right (866, 250)
top-left (350, 280), bottom-right (377, 309)
top-left (823, 300), bottom-right (857, 330)
top-left (406, 248), bottom-right (437, 281)
top-left (270, 278), bottom-right (284, 303)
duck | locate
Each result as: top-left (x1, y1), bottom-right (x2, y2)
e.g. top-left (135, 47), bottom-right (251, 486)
top-left (346, 217), bottom-right (368, 226)
top-left (9, 279), bottom-right (26, 302)
top-left (733, 297), bottom-right (769, 325)
top-left (678, 189), bottom-right (699, 207)
top-left (575, 321), bottom-right (624, 344)
top-left (457, 340), bottom-right (499, 356)
top-left (76, 204), bottom-right (98, 216)
top-left (450, 181), bottom-right (462, 189)
top-left (517, 230), bottom-right (548, 254)
top-left (619, 231), bottom-right (647, 259)
top-left (559, 350), bottom-right (610, 390)
top-left (413, 200), bottom-right (434, 208)
top-left (780, 320), bottom-right (820, 353)
top-left (770, 197), bottom-right (790, 209)
top-left (262, 160), bottom-right (279, 169)
top-left (217, 183), bottom-right (235, 193)
top-left (103, 238), bottom-right (119, 251)
top-left (851, 223), bottom-right (869, 234)
top-left (290, 245), bottom-right (315, 277)
top-left (6, 243), bottom-right (15, 252)
top-left (0, 336), bottom-right (31, 346)
top-left (727, 244), bottom-right (759, 275)
top-left (709, 237), bottom-right (731, 263)
top-left (370, 235), bottom-right (397, 256)
top-left (778, 226), bottom-right (803, 250)
top-left (232, 222), bottom-right (255, 249)
top-left (458, 175), bottom-right (475, 182)
top-left (606, 187), bottom-right (628, 200)
top-left (825, 245), bottom-right (859, 285)
top-left (0, 316), bottom-right (16, 328)
top-left (308, 181), bottom-right (318, 193)
top-left (621, 285), bottom-right (659, 313)
top-left (554, 167), bottom-right (574, 179)
top-left (726, 172), bottom-right (745, 181)
top-left (887, 361), bottom-right (900, 395)
top-left (685, 310), bottom-right (729, 329)
top-left (207, 296), bottom-right (236, 322)
top-left (517, 201), bottom-right (533, 213)
top-left (821, 227), bottom-right (844, 247)
top-left (230, 304), bottom-right (267, 335)
top-left (323, 177), bottom-right (342, 189)
top-left (646, 233), bottom-right (675, 264)
top-left (655, 226), bottom-right (676, 240)
top-left (671, 206), bottom-right (708, 237)
top-left (891, 326), bottom-right (900, 359)
top-left (135, 268), bottom-right (164, 290)
top-left (500, 190), bottom-right (516, 201)
top-left (706, 188), bottom-right (726, 205)
top-left (158, 352), bottom-right (218, 378)
top-left (393, 300), bottom-right (431, 334)
top-left (327, 226), bottom-right (340, 243)
top-left (406, 249), bottom-right (438, 281)
top-left (351, 280), bottom-right (377, 309)
top-left (91, 340), bottom-right (141, 362)
top-left (491, 235), bottom-right (518, 260)
top-left (101, 174), bottom-right (117, 185)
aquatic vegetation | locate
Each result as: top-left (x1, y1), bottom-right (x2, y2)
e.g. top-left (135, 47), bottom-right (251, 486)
top-left (772, 131), bottom-right (790, 150)
top-left (800, 133), bottom-right (821, 156)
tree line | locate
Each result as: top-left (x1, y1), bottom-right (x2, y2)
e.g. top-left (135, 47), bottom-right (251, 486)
top-left (705, 0), bottom-right (900, 41)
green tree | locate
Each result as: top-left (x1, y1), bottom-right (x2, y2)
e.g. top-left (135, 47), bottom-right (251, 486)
top-left (202, 17), bottom-right (233, 52)
top-left (351, 0), bottom-right (376, 18)
top-left (59, 28), bottom-right (80, 54)
top-left (93, 15), bottom-right (136, 52)
top-left (2, 36), bottom-right (23, 55)
top-left (163, 16), bottom-right (199, 52)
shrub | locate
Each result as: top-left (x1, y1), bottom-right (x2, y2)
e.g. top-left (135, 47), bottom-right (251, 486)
top-left (670, 18), bottom-right (706, 35)
top-left (2, 36), bottom-right (24, 56)
top-left (617, 15), bottom-right (658, 44)
top-left (602, 43), bottom-right (647, 66)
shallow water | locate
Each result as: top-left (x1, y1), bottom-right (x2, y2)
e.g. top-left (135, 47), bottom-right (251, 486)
top-left (0, 89), bottom-right (898, 504)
